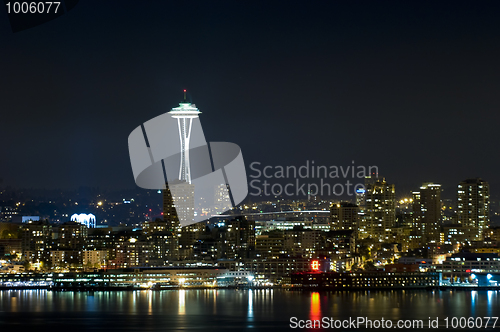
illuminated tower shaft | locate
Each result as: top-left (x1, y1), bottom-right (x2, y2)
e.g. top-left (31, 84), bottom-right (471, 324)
top-left (177, 116), bottom-right (193, 182)
top-left (168, 91), bottom-right (201, 183)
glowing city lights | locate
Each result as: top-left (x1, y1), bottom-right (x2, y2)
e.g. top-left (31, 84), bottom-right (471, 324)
top-left (311, 260), bottom-right (319, 271)
top-left (70, 213), bottom-right (96, 228)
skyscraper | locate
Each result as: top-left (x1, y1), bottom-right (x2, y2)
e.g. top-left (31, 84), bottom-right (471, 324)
top-left (457, 178), bottom-right (490, 242)
top-left (362, 177), bottom-right (395, 241)
top-left (214, 184), bottom-right (232, 214)
top-left (157, 182), bottom-right (180, 261)
top-left (170, 181), bottom-right (195, 226)
top-left (412, 183), bottom-right (442, 246)
top-left (330, 202), bottom-right (359, 232)
top-left (163, 182), bottom-right (180, 230)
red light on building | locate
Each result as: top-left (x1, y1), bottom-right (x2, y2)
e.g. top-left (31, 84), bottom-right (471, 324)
top-left (466, 269), bottom-right (471, 273)
top-left (311, 260), bottom-right (319, 271)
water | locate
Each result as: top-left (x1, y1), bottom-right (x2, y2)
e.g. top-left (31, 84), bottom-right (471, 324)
top-left (0, 289), bottom-right (498, 331)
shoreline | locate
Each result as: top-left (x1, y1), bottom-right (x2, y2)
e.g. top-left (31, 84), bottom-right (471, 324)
top-left (0, 286), bottom-right (499, 292)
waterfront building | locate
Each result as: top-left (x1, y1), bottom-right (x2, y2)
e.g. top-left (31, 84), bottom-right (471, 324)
top-left (430, 253), bottom-right (500, 277)
top-left (291, 271), bottom-right (440, 289)
top-left (0, 266), bottom-right (236, 288)
top-left (219, 257), bottom-right (311, 283)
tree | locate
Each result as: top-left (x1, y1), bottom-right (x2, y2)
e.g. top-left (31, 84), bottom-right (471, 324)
top-left (350, 263), bottom-right (362, 272)
top-left (23, 261), bottom-right (31, 271)
top-left (363, 260), bottom-right (377, 271)
top-left (358, 245), bottom-right (371, 261)
top-left (1, 229), bottom-right (17, 239)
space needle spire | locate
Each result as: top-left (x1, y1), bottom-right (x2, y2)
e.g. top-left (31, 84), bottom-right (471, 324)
top-left (168, 90), bottom-right (201, 184)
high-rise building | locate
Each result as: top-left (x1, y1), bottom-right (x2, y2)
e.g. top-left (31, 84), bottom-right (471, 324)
top-left (141, 182), bottom-right (181, 263)
top-left (170, 181), bottom-right (195, 226)
top-left (330, 202), bottom-right (359, 232)
top-left (116, 238), bottom-right (153, 268)
top-left (56, 221), bottom-right (88, 250)
top-left (355, 187), bottom-right (366, 210)
top-left (221, 217), bottom-right (256, 259)
top-left (256, 232), bottom-right (285, 259)
top-left (412, 183), bottom-right (442, 246)
top-left (283, 228), bottom-right (321, 258)
top-left (214, 184), bottom-right (232, 214)
top-left (362, 177), bottom-right (395, 241)
top-left (457, 178), bottom-right (490, 242)
top-left (179, 221), bottom-right (205, 260)
top-left (20, 220), bottom-right (52, 265)
top-left (142, 220), bottom-right (174, 265)
top-left (163, 181), bottom-right (179, 227)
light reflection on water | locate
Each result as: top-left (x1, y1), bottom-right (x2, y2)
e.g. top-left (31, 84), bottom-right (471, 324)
top-left (0, 290), bottom-right (499, 331)
top-left (178, 289), bottom-right (185, 315)
top-left (310, 292), bottom-right (321, 321)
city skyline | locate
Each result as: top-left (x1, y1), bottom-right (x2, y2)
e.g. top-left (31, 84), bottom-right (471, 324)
top-left (3, 2), bottom-right (500, 330)
top-left (1, 1), bottom-right (500, 193)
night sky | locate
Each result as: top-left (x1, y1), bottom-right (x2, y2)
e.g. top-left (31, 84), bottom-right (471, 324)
top-left (1, 1), bottom-right (500, 199)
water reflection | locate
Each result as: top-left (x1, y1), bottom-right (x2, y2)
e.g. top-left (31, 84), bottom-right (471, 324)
top-left (310, 292), bottom-right (321, 321)
top-left (178, 289), bottom-right (185, 315)
top-left (248, 290), bottom-right (253, 321)
top-left (487, 290), bottom-right (493, 316)
top-left (148, 291), bottom-right (152, 315)
top-left (0, 290), bottom-right (498, 331)
top-left (471, 290), bottom-right (477, 316)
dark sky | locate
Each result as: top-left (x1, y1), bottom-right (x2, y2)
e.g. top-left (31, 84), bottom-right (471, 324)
top-left (1, 1), bottom-right (500, 199)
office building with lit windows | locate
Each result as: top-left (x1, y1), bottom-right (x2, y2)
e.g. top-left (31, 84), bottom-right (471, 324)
top-left (362, 177), bottom-right (396, 241)
top-left (412, 183), bottom-right (442, 246)
top-left (291, 271), bottom-right (440, 289)
top-left (330, 202), bottom-right (359, 232)
top-left (457, 178), bottom-right (489, 242)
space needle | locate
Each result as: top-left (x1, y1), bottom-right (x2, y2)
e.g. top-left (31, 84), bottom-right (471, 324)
top-left (168, 90), bottom-right (201, 184)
